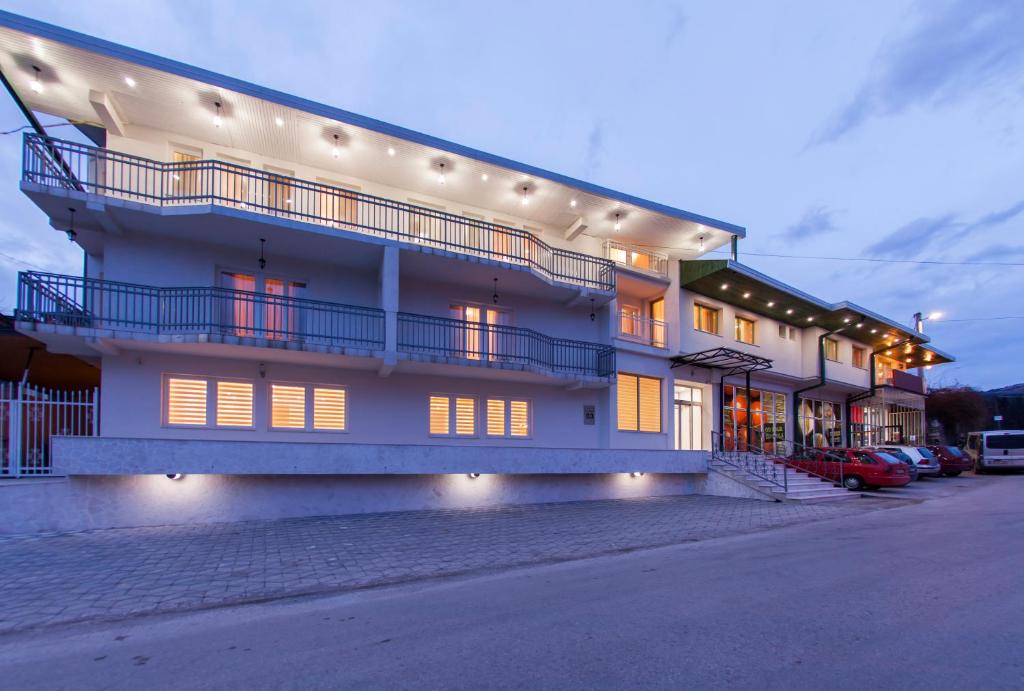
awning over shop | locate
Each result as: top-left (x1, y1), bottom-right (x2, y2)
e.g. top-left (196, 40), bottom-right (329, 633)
top-left (670, 347), bottom-right (773, 376)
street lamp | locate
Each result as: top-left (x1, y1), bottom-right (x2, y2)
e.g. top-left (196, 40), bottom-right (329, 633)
top-left (913, 311), bottom-right (942, 334)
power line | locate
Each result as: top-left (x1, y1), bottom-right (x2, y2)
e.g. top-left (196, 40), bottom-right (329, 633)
top-left (703, 249), bottom-right (1024, 267)
top-left (931, 316), bottom-right (1024, 323)
top-left (0, 250), bottom-right (48, 271)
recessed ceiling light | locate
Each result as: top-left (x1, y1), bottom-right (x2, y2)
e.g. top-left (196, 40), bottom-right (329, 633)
top-left (843, 317), bottom-right (851, 323)
top-left (786, 308), bottom-right (794, 315)
top-left (124, 76), bottom-right (136, 88)
top-left (481, 173), bottom-right (488, 181)
top-left (721, 283), bottom-right (729, 290)
top-left (387, 147), bottom-right (396, 157)
top-left (806, 316), bottom-right (814, 322)
top-left (570, 199), bottom-right (577, 208)
top-left (767, 301), bottom-right (775, 307)
top-left (274, 117), bottom-right (284, 127)
top-left (742, 292), bottom-right (751, 299)
top-left (870, 329), bottom-right (877, 334)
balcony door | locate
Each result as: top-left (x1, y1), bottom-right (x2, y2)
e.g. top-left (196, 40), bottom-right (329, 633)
top-left (450, 304), bottom-right (509, 361)
top-left (674, 384), bottom-right (703, 450)
top-left (217, 153), bottom-right (250, 208)
top-left (221, 271), bottom-right (306, 339)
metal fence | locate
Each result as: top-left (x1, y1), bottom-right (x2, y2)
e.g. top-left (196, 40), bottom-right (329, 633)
top-left (604, 240), bottom-right (669, 277)
top-left (396, 312), bottom-right (615, 378)
top-left (1, 381), bottom-right (98, 477)
top-left (23, 134), bottom-right (616, 292)
top-left (18, 271), bottom-right (386, 350)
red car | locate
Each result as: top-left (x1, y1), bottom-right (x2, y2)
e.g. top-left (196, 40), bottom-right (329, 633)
top-left (788, 447), bottom-right (912, 491)
top-left (927, 445), bottom-right (973, 477)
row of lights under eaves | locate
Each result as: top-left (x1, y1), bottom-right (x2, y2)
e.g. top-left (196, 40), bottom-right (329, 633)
top-left (717, 282), bottom-right (913, 346)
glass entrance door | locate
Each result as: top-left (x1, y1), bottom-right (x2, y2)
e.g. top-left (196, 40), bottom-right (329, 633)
top-left (674, 384), bottom-right (703, 450)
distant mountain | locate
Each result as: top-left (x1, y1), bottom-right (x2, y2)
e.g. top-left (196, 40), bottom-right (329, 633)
top-left (987, 383), bottom-right (1024, 396)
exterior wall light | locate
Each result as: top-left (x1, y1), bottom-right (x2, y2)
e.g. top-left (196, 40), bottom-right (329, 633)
top-left (212, 101), bottom-right (223, 128)
top-left (166, 473), bottom-right (183, 480)
top-left (467, 473), bottom-right (481, 479)
top-left (29, 65), bottom-right (43, 93)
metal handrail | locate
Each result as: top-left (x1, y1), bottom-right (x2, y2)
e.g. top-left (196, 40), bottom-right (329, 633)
top-left (16, 271), bottom-right (385, 349)
top-left (604, 239), bottom-right (669, 277)
top-left (396, 312), bottom-right (615, 378)
top-left (709, 430), bottom-right (789, 491)
top-left (617, 310), bottom-right (667, 348)
top-left (22, 134), bottom-right (616, 292)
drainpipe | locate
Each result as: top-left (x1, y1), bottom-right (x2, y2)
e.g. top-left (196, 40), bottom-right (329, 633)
top-left (846, 337), bottom-right (915, 445)
top-left (791, 320), bottom-right (861, 447)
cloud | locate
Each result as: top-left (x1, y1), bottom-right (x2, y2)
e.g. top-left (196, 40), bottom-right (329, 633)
top-left (966, 244), bottom-right (1024, 263)
top-left (861, 214), bottom-right (960, 258)
top-left (583, 122), bottom-right (605, 176)
top-left (813, 0), bottom-right (1024, 144)
top-left (782, 206), bottom-right (840, 241)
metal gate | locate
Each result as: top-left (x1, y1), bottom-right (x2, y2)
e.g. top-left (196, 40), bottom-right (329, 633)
top-left (0, 381), bottom-right (98, 477)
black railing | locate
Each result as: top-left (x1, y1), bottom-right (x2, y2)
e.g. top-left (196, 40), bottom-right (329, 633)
top-left (23, 134), bottom-right (616, 292)
top-left (396, 312), bottom-right (615, 378)
top-left (17, 272), bottom-right (385, 350)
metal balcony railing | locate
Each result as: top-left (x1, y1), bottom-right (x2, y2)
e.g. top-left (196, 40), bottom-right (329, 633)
top-left (23, 134), bottom-right (615, 292)
top-left (16, 272), bottom-right (385, 350)
top-left (604, 240), bottom-right (668, 277)
top-left (617, 311), bottom-right (666, 348)
top-left (396, 312), bottom-right (615, 378)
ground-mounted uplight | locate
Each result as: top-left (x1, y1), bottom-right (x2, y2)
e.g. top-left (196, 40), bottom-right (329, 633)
top-left (629, 472), bottom-right (645, 478)
top-left (467, 472), bottom-right (481, 479)
top-left (165, 473), bottom-right (183, 481)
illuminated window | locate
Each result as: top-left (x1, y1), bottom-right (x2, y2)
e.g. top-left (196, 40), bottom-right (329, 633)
top-left (617, 373), bottom-right (662, 433)
top-left (852, 346), bottom-right (867, 369)
top-left (429, 395), bottom-right (477, 437)
top-left (824, 337), bottom-right (840, 362)
top-left (693, 304), bottom-right (719, 335)
top-left (313, 387), bottom-right (347, 431)
top-left (271, 384), bottom-right (306, 429)
top-left (216, 381), bottom-right (253, 428)
top-left (166, 377), bottom-right (208, 426)
top-left (486, 398), bottom-right (531, 438)
top-left (735, 316), bottom-right (756, 345)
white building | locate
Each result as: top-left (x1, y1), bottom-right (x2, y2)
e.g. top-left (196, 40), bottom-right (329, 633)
top-left (0, 12), bottom-right (953, 532)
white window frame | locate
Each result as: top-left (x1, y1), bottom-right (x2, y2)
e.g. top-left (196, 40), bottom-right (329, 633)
top-left (268, 381), bottom-right (349, 433)
top-left (162, 373), bottom-right (255, 430)
top-left (428, 394), bottom-right (479, 438)
top-left (485, 397), bottom-right (533, 439)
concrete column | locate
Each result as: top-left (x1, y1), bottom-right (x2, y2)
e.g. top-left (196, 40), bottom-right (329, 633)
top-left (380, 246), bottom-right (399, 366)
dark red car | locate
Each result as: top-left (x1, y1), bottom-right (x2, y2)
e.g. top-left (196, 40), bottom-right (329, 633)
top-left (789, 447), bottom-right (912, 491)
top-left (927, 445), bottom-right (973, 476)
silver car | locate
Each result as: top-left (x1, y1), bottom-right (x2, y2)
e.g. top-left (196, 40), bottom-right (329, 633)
top-left (878, 446), bottom-right (942, 479)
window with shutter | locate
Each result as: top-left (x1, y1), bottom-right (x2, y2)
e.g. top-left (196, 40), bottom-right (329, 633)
top-left (485, 398), bottom-right (531, 438)
top-left (455, 398), bottom-right (476, 436)
top-left (617, 373), bottom-right (639, 431)
top-left (638, 376), bottom-right (662, 433)
top-left (313, 387), bottom-right (346, 431)
top-left (429, 396), bottom-right (450, 435)
top-left (166, 377), bottom-right (208, 426)
top-left (486, 399), bottom-right (506, 437)
top-left (271, 384), bottom-right (306, 429)
top-left (617, 373), bottom-right (662, 433)
top-left (216, 381), bottom-right (253, 428)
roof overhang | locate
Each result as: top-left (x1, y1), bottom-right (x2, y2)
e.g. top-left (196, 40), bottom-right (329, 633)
top-left (679, 259), bottom-right (956, 362)
top-left (0, 11), bottom-right (745, 252)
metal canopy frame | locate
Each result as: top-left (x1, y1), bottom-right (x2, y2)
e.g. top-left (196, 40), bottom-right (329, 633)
top-left (670, 347), bottom-right (773, 377)
top-left (670, 347), bottom-right (774, 452)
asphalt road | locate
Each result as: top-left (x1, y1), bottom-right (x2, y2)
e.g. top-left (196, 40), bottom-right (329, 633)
top-left (1, 474), bottom-right (1022, 690)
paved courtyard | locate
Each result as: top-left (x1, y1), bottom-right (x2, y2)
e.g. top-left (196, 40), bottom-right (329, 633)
top-left (0, 493), bottom-right (903, 634)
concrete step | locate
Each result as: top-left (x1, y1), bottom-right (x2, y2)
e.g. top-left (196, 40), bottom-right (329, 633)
top-left (775, 490), bottom-right (861, 504)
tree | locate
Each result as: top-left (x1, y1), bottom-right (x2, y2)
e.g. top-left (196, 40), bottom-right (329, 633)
top-left (926, 387), bottom-right (988, 444)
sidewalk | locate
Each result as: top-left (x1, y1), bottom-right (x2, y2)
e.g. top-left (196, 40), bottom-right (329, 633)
top-left (0, 494), bottom-right (897, 633)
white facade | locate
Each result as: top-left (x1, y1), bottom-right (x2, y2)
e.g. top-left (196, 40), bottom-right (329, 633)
top-left (0, 13), bottom-right (954, 530)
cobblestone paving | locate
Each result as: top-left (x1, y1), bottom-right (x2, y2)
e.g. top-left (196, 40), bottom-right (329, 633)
top-left (0, 495), bottom-right (898, 633)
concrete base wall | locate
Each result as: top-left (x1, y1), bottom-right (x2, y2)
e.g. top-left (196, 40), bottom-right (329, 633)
top-left (0, 473), bottom-right (703, 535)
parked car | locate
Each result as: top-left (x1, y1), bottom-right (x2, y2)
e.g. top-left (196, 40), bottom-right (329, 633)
top-left (965, 431), bottom-right (1024, 473)
top-left (927, 445), bottom-right (973, 476)
top-left (877, 446), bottom-right (942, 479)
top-left (867, 447), bottom-right (918, 481)
top-left (789, 447), bottom-right (912, 491)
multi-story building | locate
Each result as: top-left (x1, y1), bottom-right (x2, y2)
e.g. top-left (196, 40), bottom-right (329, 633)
top-left (0, 12), bottom-right (952, 531)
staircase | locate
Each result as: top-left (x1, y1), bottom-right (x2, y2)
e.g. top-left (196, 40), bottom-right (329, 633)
top-left (708, 434), bottom-right (858, 504)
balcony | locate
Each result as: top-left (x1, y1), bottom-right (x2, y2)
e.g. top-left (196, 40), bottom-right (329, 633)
top-left (22, 134), bottom-right (615, 293)
top-left (883, 369), bottom-right (926, 395)
top-left (604, 240), bottom-right (668, 279)
top-left (397, 313), bottom-right (615, 380)
top-left (16, 272), bottom-right (385, 353)
top-left (16, 272), bottom-right (614, 380)
top-left (617, 310), bottom-right (666, 349)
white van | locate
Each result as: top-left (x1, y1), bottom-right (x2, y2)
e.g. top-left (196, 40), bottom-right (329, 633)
top-left (965, 431), bottom-right (1024, 472)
